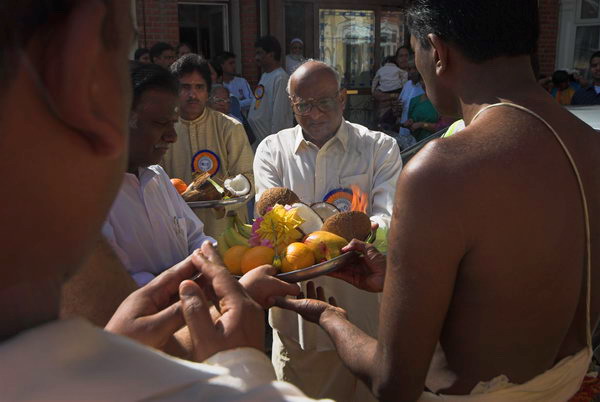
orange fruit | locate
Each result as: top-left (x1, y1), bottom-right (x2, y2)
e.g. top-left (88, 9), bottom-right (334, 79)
top-left (281, 242), bottom-right (315, 273)
top-left (223, 245), bottom-right (250, 275)
top-left (170, 178), bottom-right (187, 194)
top-left (241, 246), bottom-right (275, 274)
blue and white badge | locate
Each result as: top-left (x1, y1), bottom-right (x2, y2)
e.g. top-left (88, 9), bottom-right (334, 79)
top-left (323, 188), bottom-right (353, 212)
top-left (191, 149), bottom-right (220, 176)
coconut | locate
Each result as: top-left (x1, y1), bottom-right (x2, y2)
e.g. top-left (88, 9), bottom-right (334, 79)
top-left (310, 202), bottom-right (340, 221)
top-left (255, 187), bottom-right (301, 216)
top-left (321, 211), bottom-right (372, 242)
top-left (290, 202), bottom-right (323, 235)
top-left (182, 171), bottom-right (222, 202)
top-left (224, 174), bottom-right (252, 197)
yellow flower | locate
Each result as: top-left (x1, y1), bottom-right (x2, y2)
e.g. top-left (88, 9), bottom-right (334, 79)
top-left (256, 205), bottom-right (304, 248)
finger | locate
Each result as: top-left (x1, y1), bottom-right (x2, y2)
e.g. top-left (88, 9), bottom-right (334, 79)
top-left (316, 286), bottom-right (326, 302)
top-left (179, 280), bottom-right (218, 346)
top-left (201, 241), bottom-right (225, 265)
top-left (143, 255), bottom-right (198, 306)
top-left (138, 300), bottom-right (186, 345)
top-left (341, 238), bottom-right (369, 253)
top-left (297, 291), bottom-right (305, 300)
top-left (329, 296), bottom-right (338, 307)
top-left (370, 221), bottom-right (379, 231)
top-left (191, 250), bottom-right (242, 301)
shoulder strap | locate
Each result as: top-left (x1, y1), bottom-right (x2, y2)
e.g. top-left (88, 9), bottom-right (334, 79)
top-left (473, 102), bottom-right (592, 349)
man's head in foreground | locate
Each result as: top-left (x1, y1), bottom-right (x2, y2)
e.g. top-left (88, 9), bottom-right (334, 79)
top-left (0, 0), bottom-right (134, 340)
top-left (128, 64), bottom-right (178, 173)
top-left (150, 42), bottom-right (176, 69)
top-left (288, 61), bottom-right (346, 147)
top-left (406, 0), bottom-right (539, 116)
top-left (170, 54), bottom-right (212, 121)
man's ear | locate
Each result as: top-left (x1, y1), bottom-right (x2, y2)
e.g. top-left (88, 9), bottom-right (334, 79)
top-left (42, 0), bottom-right (125, 157)
top-left (427, 34), bottom-right (449, 77)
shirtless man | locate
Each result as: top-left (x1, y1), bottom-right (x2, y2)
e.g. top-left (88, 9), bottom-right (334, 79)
top-left (276, 1), bottom-right (600, 400)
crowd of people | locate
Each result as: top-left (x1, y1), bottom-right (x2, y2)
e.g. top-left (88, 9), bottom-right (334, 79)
top-left (2, 0), bottom-right (600, 401)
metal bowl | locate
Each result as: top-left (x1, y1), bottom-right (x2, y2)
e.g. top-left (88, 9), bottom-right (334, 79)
top-left (187, 193), bottom-right (252, 209)
top-left (273, 251), bottom-right (357, 283)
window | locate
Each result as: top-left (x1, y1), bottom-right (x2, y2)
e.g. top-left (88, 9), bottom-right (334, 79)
top-left (380, 10), bottom-right (405, 61)
top-left (574, 0), bottom-right (600, 73)
top-left (178, 2), bottom-right (229, 59)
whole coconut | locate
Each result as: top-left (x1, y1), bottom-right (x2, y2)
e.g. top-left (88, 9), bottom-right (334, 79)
top-left (321, 211), bottom-right (371, 242)
top-left (256, 187), bottom-right (301, 216)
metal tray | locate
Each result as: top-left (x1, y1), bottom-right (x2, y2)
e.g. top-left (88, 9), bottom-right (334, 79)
top-left (187, 193), bottom-right (252, 209)
top-left (273, 251), bottom-right (357, 283)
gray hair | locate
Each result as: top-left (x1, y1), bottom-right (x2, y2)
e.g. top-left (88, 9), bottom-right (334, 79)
top-left (286, 59), bottom-right (342, 95)
top-left (210, 84), bottom-right (229, 97)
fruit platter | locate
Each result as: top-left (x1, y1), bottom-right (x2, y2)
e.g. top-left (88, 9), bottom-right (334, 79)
top-left (171, 172), bottom-right (252, 209)
top-left (216, 186), bottom-right (385, 283)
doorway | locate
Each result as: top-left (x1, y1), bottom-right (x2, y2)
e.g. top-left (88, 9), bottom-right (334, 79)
top-left (178, 2), bottom-right (229, 60)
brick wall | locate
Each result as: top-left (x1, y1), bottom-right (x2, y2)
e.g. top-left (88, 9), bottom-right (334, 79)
top-left (239, 0), bottom-right (260, 87)
top-left (135, 0), bottom-right (180, 49)
top-left (538, 0), bottom-right (560, 76)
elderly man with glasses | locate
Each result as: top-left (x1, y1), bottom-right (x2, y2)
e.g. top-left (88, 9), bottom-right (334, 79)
top-left (253, 60), bottom-right (402, 401)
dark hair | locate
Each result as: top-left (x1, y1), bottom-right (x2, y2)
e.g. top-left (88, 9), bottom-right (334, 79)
top-left (406, 0), bottom-right (539, 63)
top-left (150, 42), bottom-right (174, 62)
top-left (255, 35), bottom-right (282, 61)
top-left (210, 60), bottom-right (222, 80)
top-left (130, 63), bottom-right (178, 109)
top-left (384, 55), bottom-right (397, 64)
top-left (552, 70), bottom-right (569, 85)
top-left (591, 51), bottom-right (600, 63)
top-left (134, 48), bottom-right (149, 61)
top-left (176, 42), bottom-right (193, 53)
top-left (170, 53), bottom-right (212, 92)
top-left (395, 45), bottom-right (412, 57)
top-left (0, 0), bottom-right (116, 88)
top-left (218, 51), bottom-right (236, 63)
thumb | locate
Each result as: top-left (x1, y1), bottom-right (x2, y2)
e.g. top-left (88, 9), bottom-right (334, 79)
top-left (180, 280), bottom-right (219, 359)
top-left (137, 301), bottom-right (186, 347)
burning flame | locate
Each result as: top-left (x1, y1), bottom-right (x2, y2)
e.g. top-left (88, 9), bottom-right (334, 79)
top-left (350, 185), bottom-right (369, 213)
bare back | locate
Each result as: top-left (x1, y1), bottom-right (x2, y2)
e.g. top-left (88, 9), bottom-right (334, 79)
top-left (384, 94), bottom-right (600, 395)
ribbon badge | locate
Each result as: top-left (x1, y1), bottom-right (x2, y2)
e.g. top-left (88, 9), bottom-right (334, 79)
top-left (323, 188), bottom-right (353, 212)
top-left (254, 84), bottom-right (265, 109)
top-left (191, 149), bottom-right (220, 177)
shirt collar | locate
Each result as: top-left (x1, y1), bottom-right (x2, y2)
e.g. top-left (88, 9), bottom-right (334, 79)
top-left (124, 166), bottom-right (158, 189)
top-left (179, 107), bottom-right (208, 125)
top-left (293, 120), bottom-right (348, 154)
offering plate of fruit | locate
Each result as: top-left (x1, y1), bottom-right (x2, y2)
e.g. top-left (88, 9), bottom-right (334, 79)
top-left (171, 172), bottom-right (252, 208)
top-left (217, 187), bottom-right (379, 283)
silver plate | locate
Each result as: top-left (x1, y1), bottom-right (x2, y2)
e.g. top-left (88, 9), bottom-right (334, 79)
top-left (274, 251), bottom-right (357, 283)
top-left (187, 193), bottom-right (252, 209)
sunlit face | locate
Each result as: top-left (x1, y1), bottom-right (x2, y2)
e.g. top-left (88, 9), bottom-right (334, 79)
top-left (154, 49), bottom-right (176, 69)
top-left (591, 57), bottom-right (600, 84)
top-left (129, 89), bottom-right (178, 169)
top-left (290, 69), bottom-right (346, 143)
top-left (178, 71), bottom-right (209, 120)
top-left (291, 42), bottom-right (303, 56)
top-left (396, 47), bottom-right (410, 70)
top-left (222, 57), bottom-right (236, 75)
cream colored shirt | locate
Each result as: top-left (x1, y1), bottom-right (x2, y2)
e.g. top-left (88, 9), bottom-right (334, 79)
top-left (0, 319), bottom-right (325, 401)
top-left (162, 107), bottom-right (254, 238)
top-left (254, 121), bottom-right (402, 350)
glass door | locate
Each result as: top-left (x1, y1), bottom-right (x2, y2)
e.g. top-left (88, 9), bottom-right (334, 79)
top-left (178, 1), bottom-right (229, 59)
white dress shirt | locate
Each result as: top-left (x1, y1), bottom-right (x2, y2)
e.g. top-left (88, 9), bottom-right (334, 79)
top-left (0, 319), bottom-right (325, 401)
top-left (103, 165), bottom-right (214, 286)
top-left (254, 121), bottom-right (402, 350)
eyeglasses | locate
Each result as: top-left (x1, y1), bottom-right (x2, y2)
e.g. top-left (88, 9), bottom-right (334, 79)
top-left (290, 92), bottom-right (341, 116)
top-left (210, 97), bottom-right (231, 104)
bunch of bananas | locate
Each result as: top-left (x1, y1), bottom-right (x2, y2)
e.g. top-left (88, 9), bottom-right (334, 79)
top-left (216, 211), bottom-right (253, 256)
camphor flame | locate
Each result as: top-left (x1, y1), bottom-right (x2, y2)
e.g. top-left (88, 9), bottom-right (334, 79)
top-left (350, 185), bottom-right (369, 213)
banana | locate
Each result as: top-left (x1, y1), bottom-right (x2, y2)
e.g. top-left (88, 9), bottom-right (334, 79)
top-left (233, 213), bottom-right (253, 238)
top-left (216, 233), bottom-right (229, 256)
top-left (224, 226), bottom-right (250, 247)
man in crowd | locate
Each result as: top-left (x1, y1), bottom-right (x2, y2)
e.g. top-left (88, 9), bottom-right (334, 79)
top-left (218, 51), bottom-right (254, 114)
top-left (254, 60), bottom-right (402, 401)
top-left (134, 48), bottom-right (151, 64)
top-left (162, 54), bottom-right (254, 238)
top-left (285, 38), bottom-right (306, 75)
top-left (572, 51), bottom-right (600, 105)
top-left (248, 35), bottom-right (293, 147)
top-left (103, 63), bottom-right (214, 287)
top-left (150, 41), bottom-right (176, 69)
top-left (209, 84), bottom-right (243, 122)
top-left (1, 1), bottom-right (316, 399)
top-left (277, 1), bottom-right (600, 401)
top-left (177, 42), bottom-right (193, 59)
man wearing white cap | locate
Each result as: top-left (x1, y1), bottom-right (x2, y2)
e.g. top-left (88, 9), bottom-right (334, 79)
top-left (286, 38), bottom-right (306, 75)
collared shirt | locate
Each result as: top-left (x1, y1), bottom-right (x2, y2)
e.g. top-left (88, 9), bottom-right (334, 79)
top-left (254, 121), bottom-right (402, 350)
top-left (571, 85), bottom-right (600, 105)
top-left (103, 165), bottom-right (214, 286)
top-left (0, 319), bottom-right (324, 401)
top-left (248, 67), bottom-right (293, 145)
top-left (223, 76), bottom-right (254, 111)
top-left (161, 107), bottom-right (254, 238)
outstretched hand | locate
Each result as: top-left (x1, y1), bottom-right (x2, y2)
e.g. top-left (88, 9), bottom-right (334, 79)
top-left (274, 281), bottom-right (347, 325)
top-left (328, 239), bottom-right (386, 293)
top-left (239, 265), bottom-right (301, 308)
top-left (180, 242), bottom-right (265, 362)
